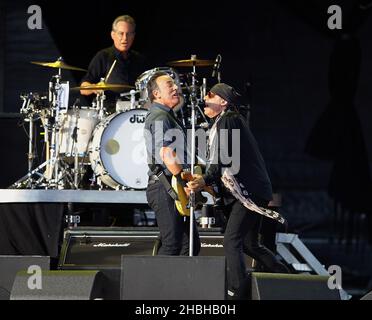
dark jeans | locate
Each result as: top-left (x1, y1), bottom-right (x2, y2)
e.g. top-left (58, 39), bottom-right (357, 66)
top-left (224, 199), bottom-right (289, 293)
top-left (146, 180), bottom-right (200, 255)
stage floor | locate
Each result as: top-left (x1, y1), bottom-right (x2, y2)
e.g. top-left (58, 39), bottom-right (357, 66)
top-left (0, 189), bottom-right (147, 204)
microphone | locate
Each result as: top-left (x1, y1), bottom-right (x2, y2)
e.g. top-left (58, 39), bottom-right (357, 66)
top-left (199, 122), bottom-right (210, 129)
top-left (212, 54), bottom-right (222, 78)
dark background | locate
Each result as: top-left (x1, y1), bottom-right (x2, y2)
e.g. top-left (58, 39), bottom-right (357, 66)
top-left (1, 0), bottom-right (372, 295)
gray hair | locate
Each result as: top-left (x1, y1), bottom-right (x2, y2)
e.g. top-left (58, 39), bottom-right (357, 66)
top-left (112, 15), bottom-right (136, 31)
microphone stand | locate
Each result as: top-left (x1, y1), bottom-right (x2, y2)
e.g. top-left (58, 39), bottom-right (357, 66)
top-left (188, 56), bottom-right (198, 257)
top-left (212, 54), bottom-right (222, 83)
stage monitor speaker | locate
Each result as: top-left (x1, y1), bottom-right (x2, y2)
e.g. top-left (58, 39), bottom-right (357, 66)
top-left (58, 228), bottom-right (160, 269)
top-left (10, 270), bottom-right (103, 300)
top-left (59, 227), bottom-right (254, 268)
top-left (121, 256), bottom-right (226, 300)
top-left (0, 255), bottom-right (50, 300)
top-left (250, 273), bottom-right (341, 300)
top-left (361, 291), bottom-right (372, 300)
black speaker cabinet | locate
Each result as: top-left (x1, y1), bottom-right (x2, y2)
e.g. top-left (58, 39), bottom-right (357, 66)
top-left (121, 256), bottom-right (226, 300)
top-left (0, 255), bottom-right (50, 300)
top-left (10, 270), bottom-right (103, 300)
top-left (250, 273), bottom-right (341, 300)
top-left (58, 227), bottom-right (240, 300)
top-left (58, 227), bottom-right (254, 269)
top-left (59, 227), bottom-right (159, 269)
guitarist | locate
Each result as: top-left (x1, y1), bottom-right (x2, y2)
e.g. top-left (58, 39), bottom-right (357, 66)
top-left (144, 71), bottom-right (200, 256)
top-left (187, 83), bottom-right (289, 299)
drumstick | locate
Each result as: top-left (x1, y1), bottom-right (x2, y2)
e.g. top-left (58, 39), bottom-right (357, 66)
top-left (104, 59), bottom-right (117, 83)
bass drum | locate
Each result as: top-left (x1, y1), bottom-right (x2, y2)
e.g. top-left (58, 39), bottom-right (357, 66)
top-left (89, 109), bottom-right (148, 190)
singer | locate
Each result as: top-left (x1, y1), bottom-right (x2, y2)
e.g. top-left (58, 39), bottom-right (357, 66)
top-left (144, 71), bottom-right (201, 256)
top-left (187, 83), bottom-right (290, 299)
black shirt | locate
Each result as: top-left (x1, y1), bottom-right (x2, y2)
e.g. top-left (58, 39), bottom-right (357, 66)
top-left (144, 102), bottom-right (189, 176)
top-left (81, 46), bottom-right (147, 85)
top-left (204, 110), bottom-right (273, 202)
top-left (80, 46), bottom-right (148, 109)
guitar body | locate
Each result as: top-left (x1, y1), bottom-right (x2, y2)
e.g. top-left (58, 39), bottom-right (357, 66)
top-left (172, 166), bottom-right (214, 216)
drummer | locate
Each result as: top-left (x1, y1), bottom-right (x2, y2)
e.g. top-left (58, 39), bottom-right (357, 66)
top-left (79, 15), bottom-right (149, 111)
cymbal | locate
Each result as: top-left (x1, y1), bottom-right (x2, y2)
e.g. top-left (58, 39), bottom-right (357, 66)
top-left (31, 60), bottom-right (87, 72)
top-left (167, 59), bottom-right (215, 67)
top-left (71, 82), bottom-right (135, 92)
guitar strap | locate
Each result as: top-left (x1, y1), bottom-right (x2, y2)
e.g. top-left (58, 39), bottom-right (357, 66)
top-left (221, 168), bottom-right (286, 224)
top-left (156, 170), bottom-right (179, 201)
top-left (150, 164), bottom-right (179, 201)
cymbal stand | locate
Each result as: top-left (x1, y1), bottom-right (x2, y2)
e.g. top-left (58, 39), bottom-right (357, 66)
top-left (9, 95), bottom-right (42, 189)
top-left (130, 89), bottom-right (137, 109)
top-left (47, 67), bottom-right (69, 188)
top-left (26, 112), bottom-right (36, 188)
top-left (72, 106), bottom-right (80, 189)
top-left (96, 78), bottom-right (106, 121)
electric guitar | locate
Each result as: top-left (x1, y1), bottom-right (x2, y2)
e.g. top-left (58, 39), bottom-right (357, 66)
top-left (171, 166), bottom-right (214, 216)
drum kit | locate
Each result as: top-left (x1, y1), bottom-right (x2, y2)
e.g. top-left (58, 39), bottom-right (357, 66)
top-left (11, 55), bottom-right (220, 191)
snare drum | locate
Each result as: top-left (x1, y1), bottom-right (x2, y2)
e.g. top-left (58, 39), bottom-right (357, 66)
top-left (59, 107), bottom-right (99, 159)
top-left (89, 109), bottom-right (148, 189)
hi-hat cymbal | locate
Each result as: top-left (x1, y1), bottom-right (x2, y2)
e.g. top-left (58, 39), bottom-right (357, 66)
top-left (31, 60), bottom-right (87, 72)
top-left (167, 59), bottom-right (215, 67)
top-left (71, 82), bottom-right (135, 92)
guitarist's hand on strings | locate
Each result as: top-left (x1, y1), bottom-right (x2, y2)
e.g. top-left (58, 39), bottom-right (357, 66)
top-left (187, 174), bottom-right (206, 192)
top-left (175, 171), bottom-right (191, 197)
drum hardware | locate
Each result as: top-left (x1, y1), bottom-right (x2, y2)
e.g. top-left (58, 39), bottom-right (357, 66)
top-left (71, 105), bottom-right (81, 189)
top-left (10, 58), bottom-right (79, 189)
top-left (46, 69), bottom-right (70, 188)
top-left (19, 93), bottom-right (47, 187)
top-left (71, 81), bottom-right (135, 119)
top-left (11, 55), bottom-right (222, 191)
top-left (117, 89), bottom-right (140, 112)
top-left (9, 78), bottom-right (68, 189)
